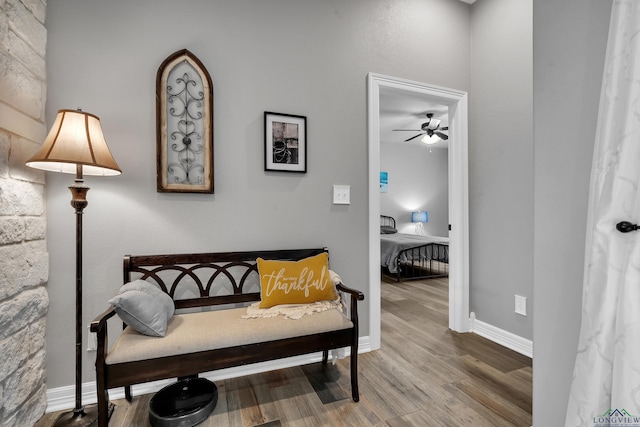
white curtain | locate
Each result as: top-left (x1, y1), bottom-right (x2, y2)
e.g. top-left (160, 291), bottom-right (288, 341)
top-left (566, 2), bottom-right (640, 426)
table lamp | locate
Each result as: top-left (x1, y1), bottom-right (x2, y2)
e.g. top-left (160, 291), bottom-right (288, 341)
top-left (412, 211), bottom-right (428, 235)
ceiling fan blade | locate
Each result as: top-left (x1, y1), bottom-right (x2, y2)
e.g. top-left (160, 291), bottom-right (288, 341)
top-left (440, 127), bottom-right (449, 131)
top-left (393, 129), bottom-right (423, 132)
top-left (435, 131), bottom-right (449, 140)
top-left (404, 133), bottom-right (424, 142)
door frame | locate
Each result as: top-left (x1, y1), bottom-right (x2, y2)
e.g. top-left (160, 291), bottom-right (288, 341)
top-left (367, 72), bottom-right (470, 349)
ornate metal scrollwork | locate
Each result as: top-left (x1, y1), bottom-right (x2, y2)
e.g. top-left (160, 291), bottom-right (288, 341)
top-left (167, 72), bottom-right (205, 185)
top-left (157, 49), bottom-right (214, 193)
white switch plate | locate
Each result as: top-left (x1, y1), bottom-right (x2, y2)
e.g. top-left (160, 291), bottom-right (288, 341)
top-left (333, 185), bottom-right (350, 205)
top-left (87, 325), bottom-right (97, 351)
top-left (515, 295), bottom-right (527, 316)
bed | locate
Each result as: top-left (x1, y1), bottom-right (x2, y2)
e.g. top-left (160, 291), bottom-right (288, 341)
top-left (380, 215), bottom-right (449, 281)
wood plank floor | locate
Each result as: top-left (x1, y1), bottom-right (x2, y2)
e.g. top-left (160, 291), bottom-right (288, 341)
top-left (36, 276), bottom-right (532, 426)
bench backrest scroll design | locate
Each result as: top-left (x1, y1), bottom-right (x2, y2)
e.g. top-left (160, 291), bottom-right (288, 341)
top-left (123, 248), bottom-right (328, 310)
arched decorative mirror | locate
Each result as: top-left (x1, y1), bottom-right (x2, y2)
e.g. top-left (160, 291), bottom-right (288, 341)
top-left (156, 49), bottom-right (214, 193)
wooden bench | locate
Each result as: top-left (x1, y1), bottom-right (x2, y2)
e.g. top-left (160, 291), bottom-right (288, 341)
top-left (90, 248), bottom-right (364, 426)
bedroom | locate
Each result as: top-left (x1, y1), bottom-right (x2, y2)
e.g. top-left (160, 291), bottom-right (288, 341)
top-left (379, 89), bottom-right (450, 282)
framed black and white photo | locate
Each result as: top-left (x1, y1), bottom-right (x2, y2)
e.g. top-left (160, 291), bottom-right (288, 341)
top-left (264, 111), bottom-right (307, 173)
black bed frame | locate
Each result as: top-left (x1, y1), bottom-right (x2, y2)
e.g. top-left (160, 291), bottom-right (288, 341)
top-left (380, 215), bottom-right (396, 229)
top-left (380, 215), bottom-right (449, 282)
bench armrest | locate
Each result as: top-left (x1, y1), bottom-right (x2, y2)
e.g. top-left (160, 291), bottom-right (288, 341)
top-left (336, 282), bottom-right (365, 301)
top-left (90, 306), bottom-right (117, 333)
top-left (90, 306), bottom-right (118, 367)
top-left (335, 282), bottom-right (364, 327)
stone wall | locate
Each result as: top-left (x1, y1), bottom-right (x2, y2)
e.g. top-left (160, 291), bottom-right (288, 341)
top-left (0, 0), bottom-right (49, 425)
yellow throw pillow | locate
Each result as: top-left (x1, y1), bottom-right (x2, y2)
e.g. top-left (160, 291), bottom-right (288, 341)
top-left (257, 253), bottom-right (338, 308)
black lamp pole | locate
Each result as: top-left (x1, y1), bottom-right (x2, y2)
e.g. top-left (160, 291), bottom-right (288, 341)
top-left (54, 164), bottom-right (99, 426)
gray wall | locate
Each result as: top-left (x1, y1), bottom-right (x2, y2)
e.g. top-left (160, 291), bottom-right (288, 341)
top-left (469, 0), bottom-right (534, 340)
top-left (380, 144), bottom-right (449, 237)
top-left (44, 0), bottom-right (471, 389)
top-left (533, 0), bottom-right (612, 425)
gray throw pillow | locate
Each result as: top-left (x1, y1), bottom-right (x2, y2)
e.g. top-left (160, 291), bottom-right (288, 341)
top-left (108, 279), bottom-right (175, 337)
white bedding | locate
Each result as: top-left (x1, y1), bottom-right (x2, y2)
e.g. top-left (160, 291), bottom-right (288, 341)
top-left (380, 233), bottom-right (449, 273)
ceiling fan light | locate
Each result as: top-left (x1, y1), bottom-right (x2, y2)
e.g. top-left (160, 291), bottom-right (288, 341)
top-left (422, 134), bottom-right (439, 144)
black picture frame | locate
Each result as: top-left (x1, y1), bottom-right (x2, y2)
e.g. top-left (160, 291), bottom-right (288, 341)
top-left (264, 111), bottom-right (307, 173)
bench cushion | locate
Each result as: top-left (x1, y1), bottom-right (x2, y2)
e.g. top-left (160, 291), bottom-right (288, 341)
top-left (106, 307), bottom-right (353, 365)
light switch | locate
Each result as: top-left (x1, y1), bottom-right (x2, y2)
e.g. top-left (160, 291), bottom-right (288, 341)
top-left (333, 185), bottom-right (350, 205)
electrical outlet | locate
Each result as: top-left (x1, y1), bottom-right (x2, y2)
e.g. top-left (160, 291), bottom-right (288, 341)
top-left (515, 295), bottom-right (527, 316)
top-left (87, 326), bottom-right (97, 351)
top-left (333, 185), bottom-right (350, 205)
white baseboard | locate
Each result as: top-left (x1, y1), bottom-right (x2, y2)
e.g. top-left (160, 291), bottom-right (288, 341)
top-left (469, 313), bottom-right (533, 358)
top-left (46, 336), bottom-right (372, 413)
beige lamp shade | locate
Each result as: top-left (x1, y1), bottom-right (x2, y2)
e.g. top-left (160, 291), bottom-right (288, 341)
top-left (26, 109), bottom-right (121, 176)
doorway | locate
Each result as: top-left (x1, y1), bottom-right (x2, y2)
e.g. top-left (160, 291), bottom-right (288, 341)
top-left (367, 73), bottom-right (470, 350)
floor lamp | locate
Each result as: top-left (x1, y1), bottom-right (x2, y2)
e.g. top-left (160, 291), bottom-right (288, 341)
top-left (27, 109), bottom-right (121, 426)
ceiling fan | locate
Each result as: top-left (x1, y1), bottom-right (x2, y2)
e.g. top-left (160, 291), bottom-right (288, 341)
top-left (393, 113), bottom-right (449, 142)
